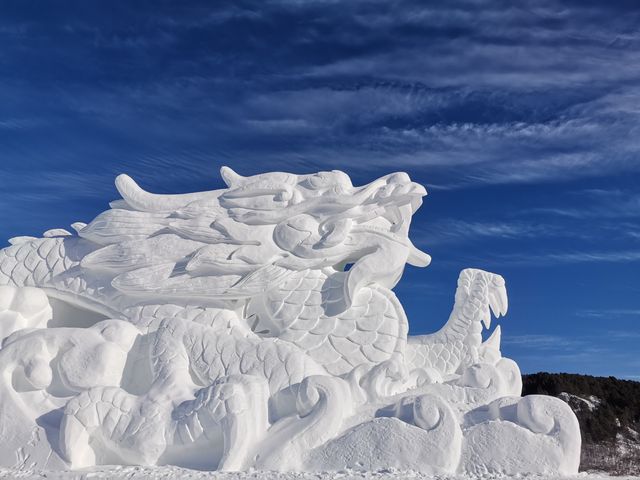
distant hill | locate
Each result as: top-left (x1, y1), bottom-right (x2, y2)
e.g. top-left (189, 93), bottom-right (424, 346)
top-left (523, 372), bottom-right (640, 475)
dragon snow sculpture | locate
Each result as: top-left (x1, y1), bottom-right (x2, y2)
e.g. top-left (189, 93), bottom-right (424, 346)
top-left (0, 167), bottom-right (580, 474)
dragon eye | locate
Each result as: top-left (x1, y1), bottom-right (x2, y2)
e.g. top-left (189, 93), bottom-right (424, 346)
top-left (305, 173), bottom-right (330, 189)
top-left (375, 184), bottom-right (395, 199)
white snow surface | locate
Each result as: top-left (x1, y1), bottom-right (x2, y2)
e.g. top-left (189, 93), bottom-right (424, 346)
top-left (0, 467), bottom-right (631, 480)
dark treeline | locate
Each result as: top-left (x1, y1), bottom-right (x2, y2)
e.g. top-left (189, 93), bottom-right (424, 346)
top-left (523, 372), bottom-right (640, 443)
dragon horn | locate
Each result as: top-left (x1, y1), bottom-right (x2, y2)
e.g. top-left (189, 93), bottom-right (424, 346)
top-left (115, 174), bottom-right (221, 213)
top-left (220, 166), bottom-right (245, 188)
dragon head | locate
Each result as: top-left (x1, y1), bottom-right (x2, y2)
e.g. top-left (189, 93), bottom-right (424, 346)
top-left (80, 167), bottom-right (429, 310)
top-left (216, 167), bottom-right (430, 308)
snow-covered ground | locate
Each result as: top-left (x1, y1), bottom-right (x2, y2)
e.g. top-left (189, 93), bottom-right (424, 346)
top-left (0, 467), bottom-right (636, 480)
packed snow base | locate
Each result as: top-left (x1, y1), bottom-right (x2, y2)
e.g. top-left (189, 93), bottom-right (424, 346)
top-left (0, 468), bottom-right (630, 480)
top-left (0, 168), bottom-right (581, 474)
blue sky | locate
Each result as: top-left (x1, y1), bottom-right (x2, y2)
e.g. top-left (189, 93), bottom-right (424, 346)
top-left (1, 1), bottom-right (639, 379)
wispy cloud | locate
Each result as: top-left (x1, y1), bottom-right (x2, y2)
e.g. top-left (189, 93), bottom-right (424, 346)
top-left (486, 249), bottom-right (640, 267)
top-left (2, 1), bottom-right (639, 188)
top-left (576, 310), bottom-right (640, 319)
top-left (414, 219), bottom-right (564, 246)
top-left (525, 189), bottom-right (640, 219)
top-left (503, 330), bottom-right (640, 378)
top-left (503, 334), bottom-right (587, 349)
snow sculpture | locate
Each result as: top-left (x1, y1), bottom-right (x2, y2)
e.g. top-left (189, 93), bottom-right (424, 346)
top-left (0, 167), bottom-right (581, 474)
